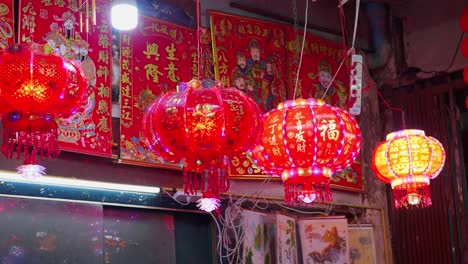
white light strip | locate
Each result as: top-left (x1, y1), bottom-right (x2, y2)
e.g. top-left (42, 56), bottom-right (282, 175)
top-left (0, 170), bottom-right (160, 194)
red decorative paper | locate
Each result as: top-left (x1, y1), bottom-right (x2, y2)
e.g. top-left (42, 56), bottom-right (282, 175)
top-left (19, 0), bottom-right (113, 157)
top-left (0, 1), bottom-right (14, 54)
top-left (119, 16), bottom-right (196, 167)
top-left (210, 11), bottom-right (289, 180)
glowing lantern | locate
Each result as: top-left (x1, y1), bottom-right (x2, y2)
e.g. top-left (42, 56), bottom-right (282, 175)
top-left (250, 98), bottom-right (361, 205)
top-left (372, 129), bottom-right (445, 208)
top-left (0, 43), bottom-right (87, 178)
top-left (460, 8), bottom-right (468, 32)
top-left (462, 37), bottom-right (468, 58)
top-left (144, 79), bottom-right (262, 212)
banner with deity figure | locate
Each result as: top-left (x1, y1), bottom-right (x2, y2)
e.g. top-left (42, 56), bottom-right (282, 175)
top-left (0, 1), bottom-right (14, 54)
top-left (285, 28), bottom-right (363, 192)
top-left (119, 16), bottom-right (196, 167)
top-left (18, 0), bottom-right (113, 157)
top-left (209, 11), bottom-right (288, 177)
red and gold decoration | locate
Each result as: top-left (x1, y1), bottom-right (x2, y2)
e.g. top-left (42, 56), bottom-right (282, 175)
top-left (119, 16), bottom-right (197, 167)
top-left (0, 1), bottom-right (14, 54)
top-left (20, 0), bottom-right (113, 157)
top-left (144, 79), bottom-right (262, 211)
top-left (0, 43), bottom-right (87, 178)
top-left (250, 98), bottom-right (361, 205)
top-left (372, 129), bottom-right (446, 209)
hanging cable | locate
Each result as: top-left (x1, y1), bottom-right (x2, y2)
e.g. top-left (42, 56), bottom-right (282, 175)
top-left (293, 0), bottom-right (309, 99)
top-left (196, 0), bottom-right (202, 79)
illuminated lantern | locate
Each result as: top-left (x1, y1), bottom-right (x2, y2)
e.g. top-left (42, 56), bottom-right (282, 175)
top-left (372, 129), bottom-right (445, 209)
top-left (460, 8), bottom-right (468, 32)
top-left (0, 43), bottom-right (87, 178)
top-left (250, 98), bottom-right (361, 205)
top-left (462, 37), bottom-right (468, 58)
top-left (145, 79), bottom-right (262, 212)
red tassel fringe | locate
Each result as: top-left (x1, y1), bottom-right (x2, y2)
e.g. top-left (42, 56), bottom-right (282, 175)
top-left (183, 167), bottom-right (229, 199)
top-left (1, 129), bottom-right (60, 162)
top-left (284, 182), bottom-right (332, 206)
top-left (393, 185), bottom-right (432, 209)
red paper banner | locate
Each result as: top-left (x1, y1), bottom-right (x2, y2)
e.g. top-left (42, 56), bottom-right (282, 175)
top-left (19, 0), bottom-right (113, 157)
top-left (0, 1), bottom-right (14, 54)
top-left (119, 16), bottom-right (196, 168)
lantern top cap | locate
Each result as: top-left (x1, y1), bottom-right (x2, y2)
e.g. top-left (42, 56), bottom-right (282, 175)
top-left (277, 98), bottom-right (326, 110)
top-left (386, 129), bottom-right (425, 140)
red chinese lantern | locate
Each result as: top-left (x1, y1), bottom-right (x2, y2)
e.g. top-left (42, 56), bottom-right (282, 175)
top-left (460, 8), bottom-right (468, 32)
top-left (0, 43), bottom-right (87, 178)
top-left (144, 79), bottom-right (262, 212)
top-left (462, 37), bottom-right (468, 58)
top-left (250, 98), bottom-right (361, 205)
top-left (372, 129), bottom-right (445, 209)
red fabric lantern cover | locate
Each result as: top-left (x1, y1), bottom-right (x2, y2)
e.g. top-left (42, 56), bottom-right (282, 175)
top-left (460, 8), bottom-right (468, 32)
top-left (250, 98), bottom-right (361, 205)
top-left (0, 43), bottom-right (87, 164)
top-left (462, 37), bottom-right (468, 58)
top-left (144, 79), bottom-right (262, 199)
top-left (464, 66), bottom-right (468, 85)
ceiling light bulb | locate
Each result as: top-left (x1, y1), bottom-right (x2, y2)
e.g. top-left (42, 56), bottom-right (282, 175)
top-left (111, 0), bottom-right (138, 30)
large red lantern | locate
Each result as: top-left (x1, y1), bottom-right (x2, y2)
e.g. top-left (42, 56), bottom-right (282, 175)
top-left (372, 129), bottom-right (445, 209)
top-left (0, 43), bottom-right (87, 177)
top-left (460, 8), bottom-right (468, 32)
top-left (461, 37), bottom-right (468, 58)
top-left (144, 79), bottom-right (262, 211)
top-left (250, 98), bottom-right (361, 205)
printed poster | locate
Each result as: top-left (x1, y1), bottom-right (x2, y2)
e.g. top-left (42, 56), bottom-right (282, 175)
top-left (119, 15), bottom-right (196, 168)
top-left (0, 1), bottom-right (14, 54)
top-left (242, 210), bottom-right (271, 264)
top-left (19, 0), bottom-right (113, 157)
top-left (298, 217), bottom-right (349, 264)
top-left (210, 11), bottom-right (288, 179)
top-left (270, 214), bottom-right (298, 264)
top-left (348, 225), bottom-right (376, 264)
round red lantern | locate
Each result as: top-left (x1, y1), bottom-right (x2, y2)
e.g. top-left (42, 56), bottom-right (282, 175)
top-left (144, 79), bottom-right (262, 211)
top-left (0, 43), bottom-right (87, 177)
top-left (372, 129), bottom-right (445, 209)
top-left (460, 8), bottom-right (468, 32)
top-left (462, 37), bottom-right (468, 58)
top-left (250, 98), bottom-right (361, 205)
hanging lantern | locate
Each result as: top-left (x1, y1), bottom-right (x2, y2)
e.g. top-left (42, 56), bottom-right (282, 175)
top-left (372, 129), bottom-right (445, 209)
top-left (461, 37), bottom-right (468, 58)
top-left (0, 43), bottom-right (88, 178)
top-left (460, 8), bottom-right (468, 32)
top-left (144, 79), bottom-right (262, 212)
top-left (250, 98), bottom-right (361, 205)
top-left (464, 66), bottom-right (468, 85)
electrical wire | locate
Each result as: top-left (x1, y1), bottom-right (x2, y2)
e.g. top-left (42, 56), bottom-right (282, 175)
top-left (293, 0), bottom-right (309, 99)
top-left (420, 32), bottom-right (465, 74)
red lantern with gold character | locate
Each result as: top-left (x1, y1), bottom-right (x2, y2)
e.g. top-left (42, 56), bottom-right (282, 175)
top-left (0, 43), bottom-right (88, 178)
top-left (250, 98), bottom-right (361, 205)
top-left (372, 129), bottom-right (446, 209)
top-left (144, 79), bottom-right (262, 212)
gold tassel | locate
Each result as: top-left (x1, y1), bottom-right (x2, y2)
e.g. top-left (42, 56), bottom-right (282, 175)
top-left (92, 0), bottom-right (96, 26)
top-left (79, 0), bottom-right (83, 33)
top-left (85, 0), bottom-right (89, 33)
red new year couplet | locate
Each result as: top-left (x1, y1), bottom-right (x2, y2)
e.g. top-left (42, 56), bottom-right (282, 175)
top-left (209, 11), bottom-right (289, 178)
top-left (19, 0), bottom-right (113, 157)
top-left (0, 1), bottom-right (14, 55)
top-left (285, 27), bottom-right (363, 192)
top-left (119, 15), bottom-right (196, 168)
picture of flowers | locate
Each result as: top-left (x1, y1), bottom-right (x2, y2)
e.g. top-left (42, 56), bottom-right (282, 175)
top-left (242, 210), bottom-right (271, 264)
top-left (348, 225), bottom-right (376, 264)
top-left (298, 217), bottom-right (349, 264)
top-left (273, 214), bottom-right (298, 264)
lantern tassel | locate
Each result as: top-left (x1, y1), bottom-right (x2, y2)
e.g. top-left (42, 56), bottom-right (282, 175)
top-left (393, 185), bottom-right (432, 209)
top-left (284, 182), bottom-right (332, 205)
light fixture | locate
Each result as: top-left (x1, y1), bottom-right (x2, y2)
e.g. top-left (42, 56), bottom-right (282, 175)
top-left (0, 170), bottom-right (160, 194)
top-left (111, 0), bottom-right (138, 30)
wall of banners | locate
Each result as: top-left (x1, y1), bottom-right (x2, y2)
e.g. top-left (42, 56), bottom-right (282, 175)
top-left (18, 0), bottom-right (113, 157)
top-left (119, 16), bottom-right (196, 167)
top-left (0, 1), bottom-right (14, 54)
top-left (210, 12), bottom-right (363, 192)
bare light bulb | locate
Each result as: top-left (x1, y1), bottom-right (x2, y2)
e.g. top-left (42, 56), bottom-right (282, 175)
top-left (111, 1), bottom-right (138, 30)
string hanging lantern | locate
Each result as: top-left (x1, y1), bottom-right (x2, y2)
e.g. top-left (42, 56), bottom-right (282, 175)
top-left (0, 43), bottom-right (88, 178)
top-left (250, 98), bottom-right (361, 205)
top-left (372, 129), bottom-right (445, 209)
top-left (144, 79), bottom-right (262, 212)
